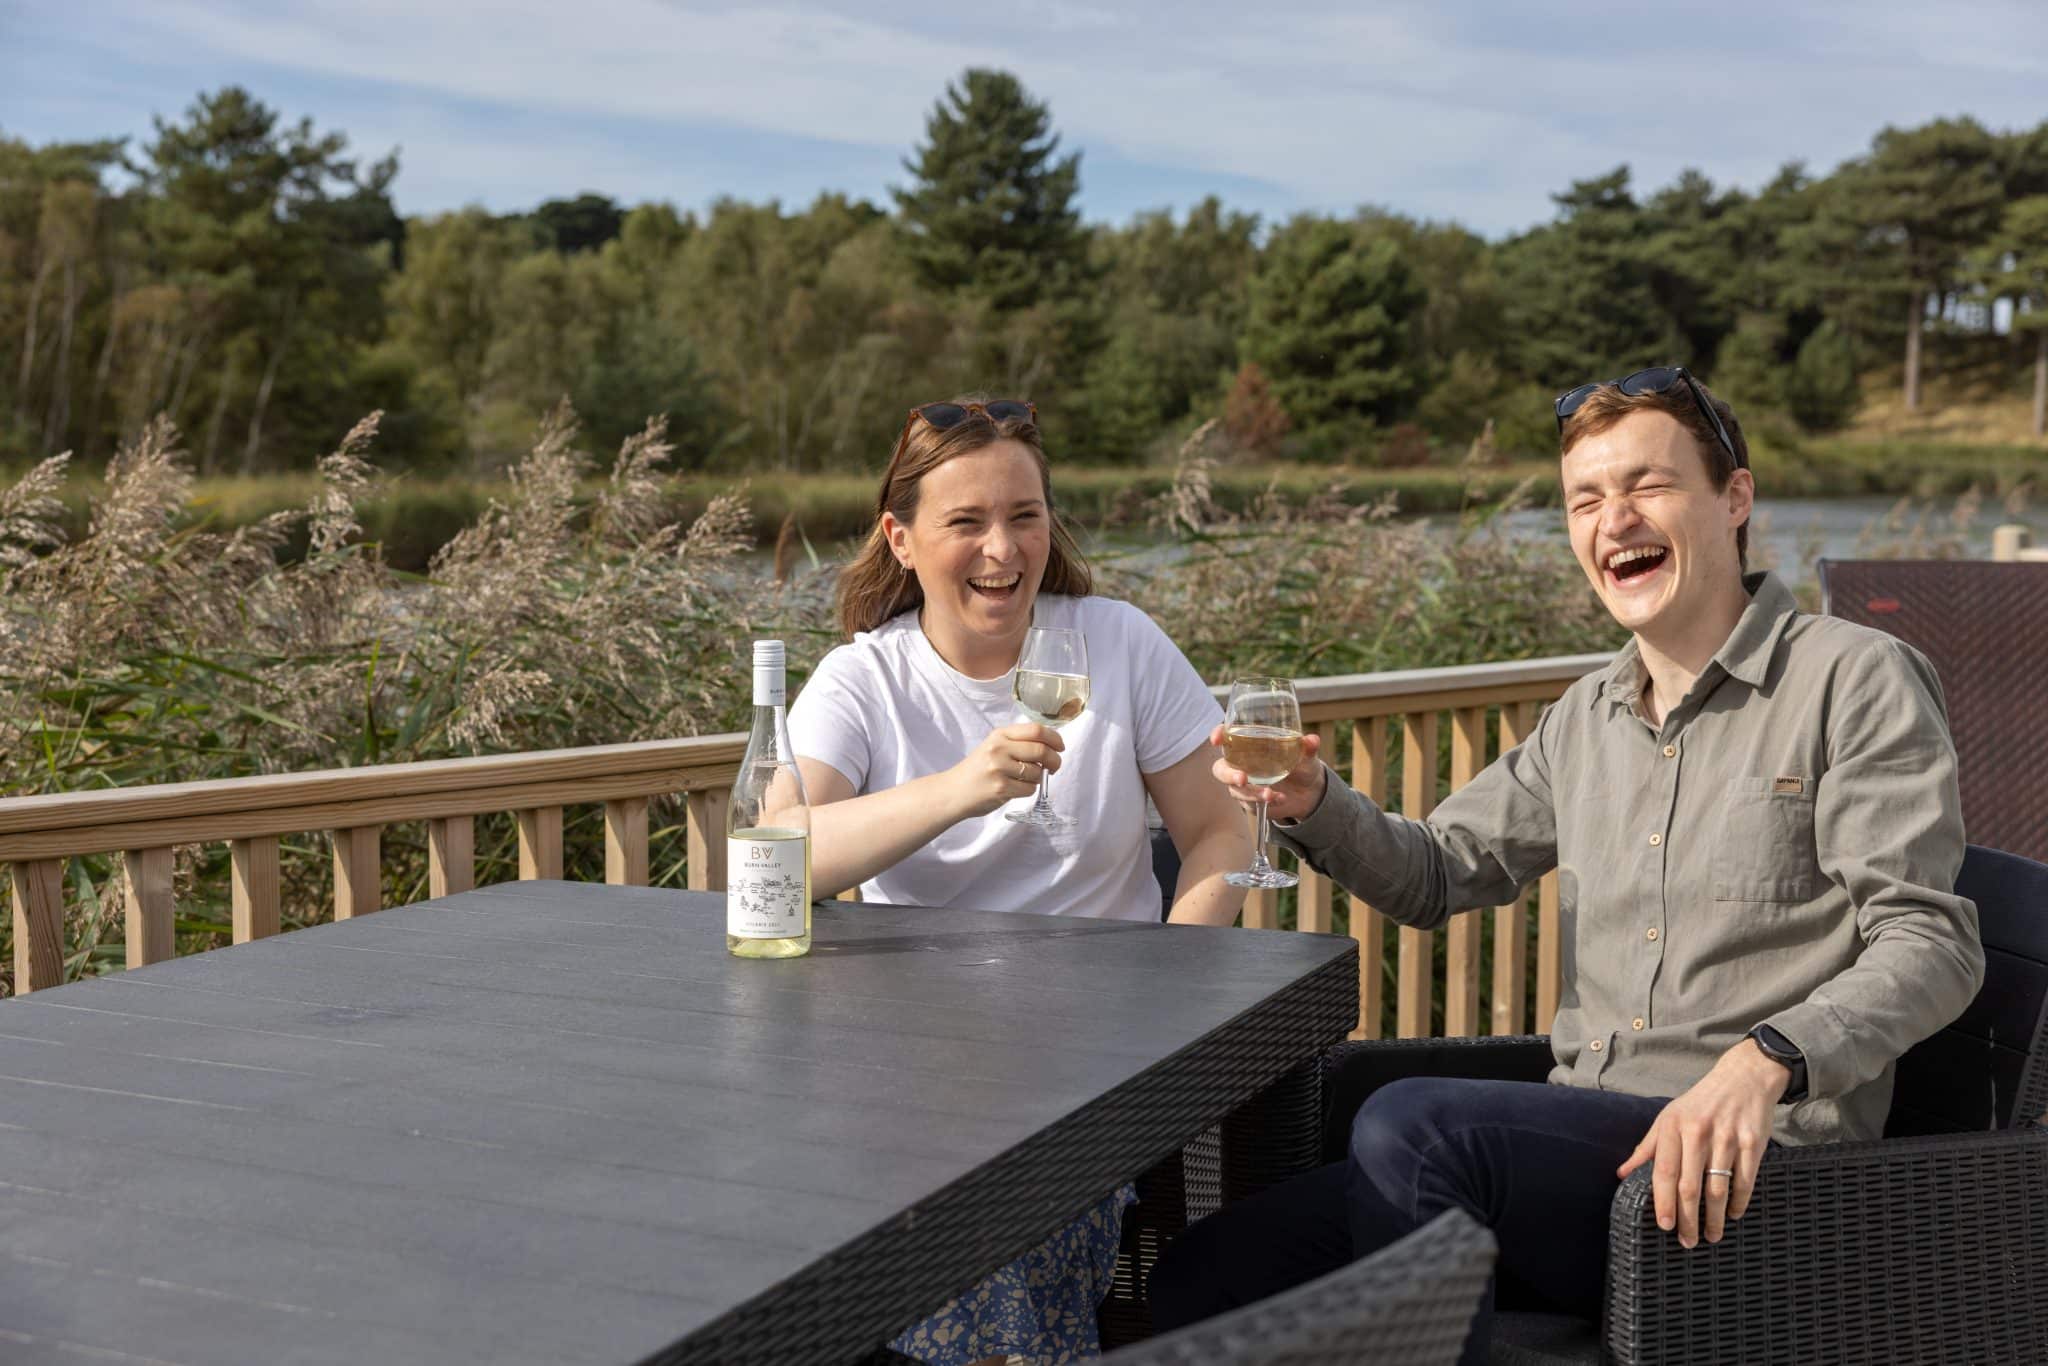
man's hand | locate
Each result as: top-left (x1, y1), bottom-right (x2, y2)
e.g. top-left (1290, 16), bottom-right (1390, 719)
top-left (1209, 725), bottom-right (1329, 823)
top-left (1617, 1039), bottom-right (1791, 1248)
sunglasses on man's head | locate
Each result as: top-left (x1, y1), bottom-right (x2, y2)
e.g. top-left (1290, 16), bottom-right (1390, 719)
top-left (909, 399), bottom-right (1035, 430)
top-left (1553, 366), bottom-right (1743, 470)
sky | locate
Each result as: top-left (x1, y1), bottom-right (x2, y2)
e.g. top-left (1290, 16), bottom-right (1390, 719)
top-left (4, 0), bottom-right (2046, 238)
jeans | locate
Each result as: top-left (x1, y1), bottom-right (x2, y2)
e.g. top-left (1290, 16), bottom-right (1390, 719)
top-left (1150, 1078), bottom-right (1674, 1366)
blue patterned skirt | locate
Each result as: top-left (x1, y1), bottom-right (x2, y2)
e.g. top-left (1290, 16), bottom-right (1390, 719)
top-left (890, 1184), bottom-right (1138, 1365)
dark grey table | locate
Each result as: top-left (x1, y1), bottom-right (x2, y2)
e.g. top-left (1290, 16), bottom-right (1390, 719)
top-left (0, 881), bottom-right (1356, 1366)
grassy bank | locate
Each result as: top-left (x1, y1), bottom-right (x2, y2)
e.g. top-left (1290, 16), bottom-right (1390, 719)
top-left (33, 434), bottom-right (2045, 572)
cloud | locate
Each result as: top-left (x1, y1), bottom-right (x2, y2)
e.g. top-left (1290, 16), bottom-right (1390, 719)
top-left (9, 0), bottom-right (2047, 234)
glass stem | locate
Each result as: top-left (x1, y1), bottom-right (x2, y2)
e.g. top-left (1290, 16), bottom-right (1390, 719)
top-left (1250, 798), bottom-right (1274, 875)
top-left (1034, 767), bottom-right (1055, 816)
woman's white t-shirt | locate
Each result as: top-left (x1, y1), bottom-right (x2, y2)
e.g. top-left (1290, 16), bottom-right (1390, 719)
top-left (788, 594), bottom-right (1221, 922)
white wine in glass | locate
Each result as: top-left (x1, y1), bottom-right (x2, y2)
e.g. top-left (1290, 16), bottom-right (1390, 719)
top-left (1223, 677), bottom-right (1302, 890)
top-left (1007, 626), bottom-right (1088, 828)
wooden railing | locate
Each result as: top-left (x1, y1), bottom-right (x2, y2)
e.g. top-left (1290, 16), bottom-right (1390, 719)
top-left (3, 653), bottom-right (1610, 1040)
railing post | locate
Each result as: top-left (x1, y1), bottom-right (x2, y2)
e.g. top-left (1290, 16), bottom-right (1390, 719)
top-left (604, 798), bottom-right (649, 887)
top-left (686, 788), bottom-right (729, 892)
top-left (516, 807), bottom-right (563, 881)
top-left (122, 847), bottom-right (175, 969)
top-left (1490, 702), bottom-right (1533, 1035)
top-left (1350, 716), bottom-right (1390, 1040)
top-left (429, 817), bottom-right (474, 898)
top-left (1293, 722), bottom-right (1336, 935)
top-left (1992, 525), bottom-right (2029, 561)
top-left (231, 836), bottom-right (281, 943)
top-left (1444, 708), bottom-right (1485, 1037)
top-left (9, 859), bottom-right (65, 994)
top-left (1397, 711), bottom-right (1439, 1039)
top-left (332, 826), bottom-right (381, 919)
top-left (1242, 883), bottom-right (1277, 930)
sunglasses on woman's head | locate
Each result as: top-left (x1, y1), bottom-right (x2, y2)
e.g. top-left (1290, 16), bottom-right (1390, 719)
top-left (1553, 366), bottom-right (1742, 470)
top-left (910, 399), bottom-right (1035, 430)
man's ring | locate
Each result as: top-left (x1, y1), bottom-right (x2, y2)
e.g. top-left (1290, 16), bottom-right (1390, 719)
top-left (1705, 1168), bottom-right (1735, 1179)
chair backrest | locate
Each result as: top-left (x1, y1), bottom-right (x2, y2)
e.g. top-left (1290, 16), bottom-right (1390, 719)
top-left (1817, 558), bottom-right (2048, 862)
top-left (1886, 844), bottom-right (2048, 1136)
top-left (1096, 1208), bottom-right (1497, 1366)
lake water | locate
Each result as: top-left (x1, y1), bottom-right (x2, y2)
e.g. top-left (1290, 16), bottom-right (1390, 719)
top-left (1072, 495), bottom-right (2026, 594)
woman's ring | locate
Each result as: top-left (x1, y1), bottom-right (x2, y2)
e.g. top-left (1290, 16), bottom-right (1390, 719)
top-left (1705, 1168), bottom-right (1735, 1179)
top-left (1016, 761), bottom-right (1029, 782)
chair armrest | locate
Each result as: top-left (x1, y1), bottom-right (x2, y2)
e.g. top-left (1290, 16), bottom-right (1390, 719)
top-left (1319, 1035), bottom-right (1554, 1163)
top-left (1603, 1124), bottom-right (2048, 1366)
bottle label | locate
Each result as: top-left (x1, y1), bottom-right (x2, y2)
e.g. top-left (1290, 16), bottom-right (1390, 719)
top-left (727, 834), bottom-right (807, 939)
top-left (753, 666), bottom-right (785, 708)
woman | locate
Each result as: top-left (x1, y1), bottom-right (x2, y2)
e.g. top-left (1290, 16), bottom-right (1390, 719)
top-left (788, 397), bottom-right (1249, 1364)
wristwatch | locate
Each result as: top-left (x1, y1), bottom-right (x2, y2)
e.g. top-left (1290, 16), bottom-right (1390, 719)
top-left (1746, 1023), bottom-right (1809, 1102)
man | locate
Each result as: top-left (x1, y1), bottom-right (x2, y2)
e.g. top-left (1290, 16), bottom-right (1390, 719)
top-left (1152, 368), bottom-right (1984, 1362)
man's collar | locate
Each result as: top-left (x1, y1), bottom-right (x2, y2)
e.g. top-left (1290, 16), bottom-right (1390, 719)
top-left (1592, 571), bottom-right (1799, 710)
top-left (1714, 571), bottom-right (1799, 687)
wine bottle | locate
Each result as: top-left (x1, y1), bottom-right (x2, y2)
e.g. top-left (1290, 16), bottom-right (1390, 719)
top-left (726, 640), bottom-right (812, 958)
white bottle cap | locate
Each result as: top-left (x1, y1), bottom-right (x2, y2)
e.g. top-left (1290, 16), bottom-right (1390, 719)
top-left (752, 639), bottom-right (786, 706)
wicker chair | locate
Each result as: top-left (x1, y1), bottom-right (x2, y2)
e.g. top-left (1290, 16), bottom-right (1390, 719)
top-left (1817, 558), bottom-right (2048, 862)
top-left (1316, 844), bottom-right (2048, 1366)
top-left (1097, 1208), bottom-right (1496, 1366)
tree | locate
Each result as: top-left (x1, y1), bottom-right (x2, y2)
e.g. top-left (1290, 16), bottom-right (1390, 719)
top-left (1781, 321), bottom-right (1861, 432)
top-left (1495, 168), bottom-right (1687, 387)
top-left (533, 193), bottom-right (625, 254)
top-left (1828, 119), bottom-right (2005, 411)
top-left (1980, 195), bottom-right (2048, 438)
top-left (1076, 198), bottom-right (1260, 460)
top-left (127, 87), bottom-right (398, 471)
top-left (892, 69), bottom-right (1088, 311)
top-left (0, 135), bottom-right (127, 460)
top-left (389, 209), bottom-right (525, 416)
top-left (1241, 216), bottom-right (1426, 437)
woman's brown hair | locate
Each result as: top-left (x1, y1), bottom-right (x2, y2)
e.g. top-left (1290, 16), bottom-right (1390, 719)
top-left (836, 399), bottom-right (1093, 637)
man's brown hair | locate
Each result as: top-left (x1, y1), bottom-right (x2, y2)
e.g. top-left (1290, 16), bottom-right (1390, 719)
top-left (1559, 379), bottom-right (1752, 569)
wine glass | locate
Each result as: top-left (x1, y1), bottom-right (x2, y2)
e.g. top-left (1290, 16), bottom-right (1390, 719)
top-left (1222, 676), bottom-right (1303, 889)
top-left (1006, 626), bottom-right (1089, 828)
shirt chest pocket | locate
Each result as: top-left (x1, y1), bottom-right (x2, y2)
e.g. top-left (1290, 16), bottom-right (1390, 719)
top-left (1713, 776), bottom-right (1820, 903)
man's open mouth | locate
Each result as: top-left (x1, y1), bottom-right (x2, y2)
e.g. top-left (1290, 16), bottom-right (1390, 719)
top-left (968, 573), bottom-right (1022, 601)
top-left (1605, 545), bottom-right (1669, 585)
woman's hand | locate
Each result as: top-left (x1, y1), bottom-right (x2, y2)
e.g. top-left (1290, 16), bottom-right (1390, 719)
top-left (949, 723), bottom-right (1064, 818)
top-left (1209, 725), bottom-right (1328, 824)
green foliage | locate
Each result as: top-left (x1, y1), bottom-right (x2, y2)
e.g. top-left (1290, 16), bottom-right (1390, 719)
top-left (1243, 217), bottom-right (1425, 438)
top-left (1498, 168), bottom-right (1689, 383)
top-left (1783, 322), bottom-right (1862, 432)
top-left (892, 69), bottom-right (1089, 311)
top-left (533, 193), bottom-right (625, 253)
top-left (5, 82), bottom-right (2048, 481)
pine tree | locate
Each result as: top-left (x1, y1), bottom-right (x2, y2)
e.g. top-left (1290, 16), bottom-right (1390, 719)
top-left (892, 70), bottom-right (1087, 311)
top-left (1829, 119), bottom-right (2004, 412)
top-left (1979, 196), bottom-right (2048, 438)
top-left (1241, 216), bottom-right (1425, 435)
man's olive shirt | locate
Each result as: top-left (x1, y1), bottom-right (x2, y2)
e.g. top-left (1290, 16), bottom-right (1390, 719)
top-left (1275, 572), bottom-right (1983, 1146)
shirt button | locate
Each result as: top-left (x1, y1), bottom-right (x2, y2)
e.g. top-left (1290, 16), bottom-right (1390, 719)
top-left (1648, 832), bottom-right (1663, 847)
top-left (1646, 927), bottom-right (1660, 942)
top-left (1589, 1039), bottom-right (1604, 1053)
top-left (1663, 744), bottom-right (1676, 758)
top-left (1632, 1017), bottom-right (1646, 1031)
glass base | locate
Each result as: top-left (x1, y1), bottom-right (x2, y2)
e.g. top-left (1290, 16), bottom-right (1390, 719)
top-left (1005, 805), bottom-right (1076, 829)
top-left (1225, 867), bottom-right (1299, 889)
